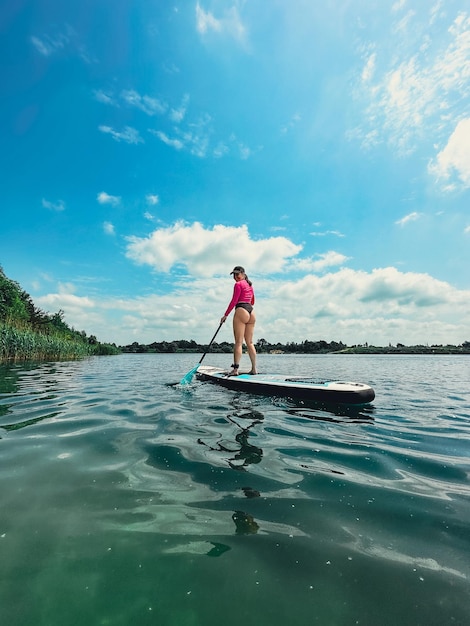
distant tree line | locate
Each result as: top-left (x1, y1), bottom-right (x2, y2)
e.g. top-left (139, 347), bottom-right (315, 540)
top-left (0, 266), bottom-right (119, 362)
top-left (121, 338), bottom-right (348, 354)
top-left (340, 342), bottom-right (470, 355)
top-left (120, 337), bottom-right (470, 355)
top-left (121, 339), bottom-right (234, 354)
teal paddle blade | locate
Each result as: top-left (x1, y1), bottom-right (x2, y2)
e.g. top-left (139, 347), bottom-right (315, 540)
top-left (180, 364), bottom-right (199, 385)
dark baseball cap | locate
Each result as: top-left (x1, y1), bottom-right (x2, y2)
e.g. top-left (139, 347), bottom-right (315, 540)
top-left (230, 266), bottom-right (245, 275)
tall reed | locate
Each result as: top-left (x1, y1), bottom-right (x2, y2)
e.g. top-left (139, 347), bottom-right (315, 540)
top-left (0, 324), bottom-right (94, 363)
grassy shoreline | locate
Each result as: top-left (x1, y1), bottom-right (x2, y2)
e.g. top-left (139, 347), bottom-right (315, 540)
top-left (0, 324), bottom-right (118, 363)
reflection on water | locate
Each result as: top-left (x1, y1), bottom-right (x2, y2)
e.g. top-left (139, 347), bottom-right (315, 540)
top-left (1, 411), bottom-right (62, 431)
top-left (282, 400), bottom-right (376, 424)
top-left (232, 510), bottom-right (260, 534)
top-left (139, 397), bottom-right (271, 541)
top-left (197, 403), bottom-right (264, 471)
top-left (1, 354), bottom-right (470, 626)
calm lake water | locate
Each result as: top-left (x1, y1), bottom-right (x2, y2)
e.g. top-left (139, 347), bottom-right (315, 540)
top-left (1, 353), bottom-right (469, 626)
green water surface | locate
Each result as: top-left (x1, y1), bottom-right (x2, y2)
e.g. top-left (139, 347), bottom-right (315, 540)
top-left (1, 354), bottom-right (469, 625)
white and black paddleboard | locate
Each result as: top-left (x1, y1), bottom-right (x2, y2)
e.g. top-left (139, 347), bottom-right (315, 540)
top-left (196, 366), bottom-right (375, 405)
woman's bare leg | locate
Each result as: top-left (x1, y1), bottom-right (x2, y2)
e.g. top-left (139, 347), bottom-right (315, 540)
top-left (244, 311), bottom-right (257, 374)
top-left (230, 308), bottom-right (250, 374)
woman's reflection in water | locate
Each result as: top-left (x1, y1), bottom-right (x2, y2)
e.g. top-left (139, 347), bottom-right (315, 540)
top-left (232, 510), bottom-right (260, 534)
top-left (197, 401), bottom-right (264, 534)
top-left (197, 404), bottom-right (264, 472)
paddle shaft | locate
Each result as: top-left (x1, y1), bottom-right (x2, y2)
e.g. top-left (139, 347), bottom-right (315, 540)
top-left (179, 322), bottom-right (224, 384)
top-left (198, 322), bottom-right (223, 364)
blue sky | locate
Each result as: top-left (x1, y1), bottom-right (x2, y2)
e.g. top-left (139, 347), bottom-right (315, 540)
top-left (1, 0), bottom-right (469, 347)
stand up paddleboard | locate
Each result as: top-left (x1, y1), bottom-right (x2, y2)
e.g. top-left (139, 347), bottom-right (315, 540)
top-left (196, 366), bottom-right (375, 405)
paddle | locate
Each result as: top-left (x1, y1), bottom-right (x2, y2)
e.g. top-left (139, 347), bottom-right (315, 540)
top-left (179, 322), bottom-right (223, 385)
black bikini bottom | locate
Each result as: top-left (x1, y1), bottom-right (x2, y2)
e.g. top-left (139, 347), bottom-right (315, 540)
top-left (236, 303), bottom-right (253, 313)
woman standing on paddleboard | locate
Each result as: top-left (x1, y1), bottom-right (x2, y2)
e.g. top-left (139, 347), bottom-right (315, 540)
top-left (220, 266), bottom-right (257, 376)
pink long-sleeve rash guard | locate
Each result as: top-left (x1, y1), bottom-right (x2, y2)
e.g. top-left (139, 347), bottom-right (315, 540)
top-left (224, 280), bottom-right (255, 316)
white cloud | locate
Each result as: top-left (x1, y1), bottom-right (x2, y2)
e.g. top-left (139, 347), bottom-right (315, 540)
top-left (177, 129), bottom-right (210, 158)
top-left (395, 211), bottom-right (423, 226)
top-left (120, 90), bottom-right (167, 116)
top-left (310, 230), bottom-right (345, 237)
top-left (98, 125), bottom-right (144, 144)
top-left (94, 88), bottom-right (167, 115)
top-left (103, 221), bottom-right (115, 236)
top-left (428, 118), bottom-right (470, 187)
top-left (146, 194), bottom-right (159, 206)
top-left (429, 1), bottom-right (445, 25)
top-left (355, 11), bottom-right (470, 155)
top-left (357, 266), bottom-right (452, 306)
top-left (94, 89), bottom-right (116, 105)
top-left (392, 0), bottom-right (407, 12)
top-left (150, 115), bottom-right (216, 158)
top-left (162, 61), bottom-right (180, 75)
top-left (31, 27), bottom-right (92, 63)
top-left (238, 143), bottom-right (251, 160)
top-left (315, 251), bottom-right (350, 270)
top-left (195, 2), bottom-right (247, 45)
top-left (183, 113), bottom-right (213, 156)
top-left (57, 282), bottom-right (76, 295)
top-left (37, 291), bottom-right (94, 313)
top-left (125, 222), bottom-right (302, 275)
top-left (150, 130), bottom-right (184, 151)
top-left (226, 133), bottom-right (255, 160)
top-left (196, 2), bottom-right (222, 34)
top-left (213, 142), bottom-right (229, 158)
top-left (392, 9), bottom-right (416, 34)
top-left (31, 33), bottom-right (69, 56)
top-left (361, 52), bottom-right (376, 82)
top-left (97, 192), bottom-right (121, 206)
top-left (170, 94), bottom-right (190, 123)
top-left (253, 266), bottom-right (470, 345)
top-left (97, 87), bottom-right (250, 161)
top-left (280, 113), bottom-right (302, 135)
top-left (464, 225), bottom-right (470, 234)
top-left (288, 251), bottom-right (350, 273)
top-left (36, 290), bottom-right (101, 335)
top-left (42, 198), bottom-right (65, 212)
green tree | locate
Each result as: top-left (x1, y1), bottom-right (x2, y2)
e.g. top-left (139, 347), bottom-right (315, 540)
top-left (0, 268), bottom-right (29, 326)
